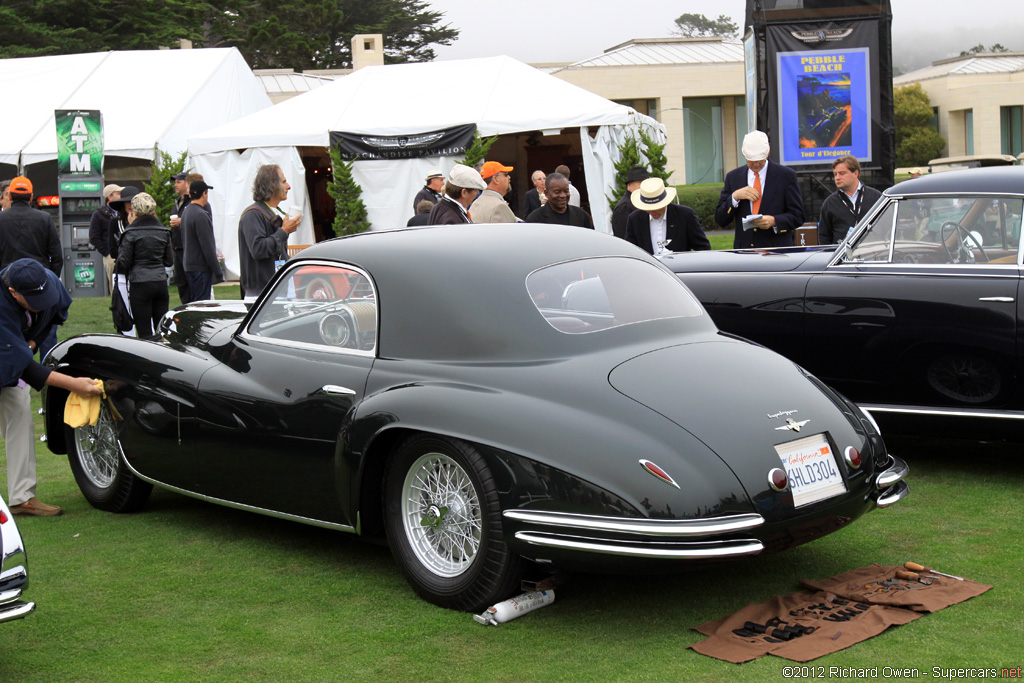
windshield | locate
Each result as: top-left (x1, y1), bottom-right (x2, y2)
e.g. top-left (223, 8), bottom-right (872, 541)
top-left (526, 257), bottom-right (704, 334)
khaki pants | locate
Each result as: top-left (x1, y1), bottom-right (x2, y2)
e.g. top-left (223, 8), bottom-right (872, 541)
top-left (0, 384), bottom-right (37, 506)
top-left (103, 255), bottom-right (115, 294)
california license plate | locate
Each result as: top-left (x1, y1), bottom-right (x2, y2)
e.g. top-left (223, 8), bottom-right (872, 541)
top-left (774, 433), bottom-right (847, 508)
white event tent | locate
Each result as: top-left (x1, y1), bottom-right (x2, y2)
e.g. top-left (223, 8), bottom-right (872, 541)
top-left (0, 48), bottom-right (270, 169)
top-left (189, 55), bottom-right (664, 276)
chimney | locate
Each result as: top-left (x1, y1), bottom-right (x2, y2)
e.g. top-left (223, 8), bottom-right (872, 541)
top-left (352, 34), bottom-right (384, 70)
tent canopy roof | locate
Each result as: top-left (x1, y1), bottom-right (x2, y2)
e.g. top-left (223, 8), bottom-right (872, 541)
top-left (189, 55), bottom-right (649, 155)
top-left (0, 48), bottom-right (270, 166)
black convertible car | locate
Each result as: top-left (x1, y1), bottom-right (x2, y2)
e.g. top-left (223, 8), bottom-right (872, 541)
top-left (667, 166), bottom-right (1024, 432)
top-left (44, 225), bottom-right (907, 611)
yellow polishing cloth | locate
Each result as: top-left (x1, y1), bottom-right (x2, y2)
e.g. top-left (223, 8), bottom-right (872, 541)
top-left (64, 379), bottom-right (106, 428)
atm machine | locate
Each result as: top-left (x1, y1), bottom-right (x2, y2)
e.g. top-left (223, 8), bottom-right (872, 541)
top-left (58, 176), bottom-right (107, 297)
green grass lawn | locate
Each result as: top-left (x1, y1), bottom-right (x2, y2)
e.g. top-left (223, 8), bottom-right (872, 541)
top-left (2, 293), bottom-right (1020, 681)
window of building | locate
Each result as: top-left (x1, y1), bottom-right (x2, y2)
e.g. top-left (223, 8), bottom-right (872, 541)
top-left (1001, 106), bottom-right (1023, 156)
top-left (965, 109), bottom-right (974, 155)
top-left (683, 97), bottom-right (724, 184)
top-left (735, 101), bottom-right (747, 167)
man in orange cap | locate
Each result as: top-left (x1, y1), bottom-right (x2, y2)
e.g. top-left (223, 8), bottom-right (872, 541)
top-left (471, 161), bottom-right (518, 224)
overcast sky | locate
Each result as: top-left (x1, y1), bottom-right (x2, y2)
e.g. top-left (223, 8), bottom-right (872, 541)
top-left (430, 0), bottom-right (1022, 72)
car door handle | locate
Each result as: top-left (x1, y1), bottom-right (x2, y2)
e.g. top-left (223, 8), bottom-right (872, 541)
top-left (321, 385), bottom-right (356, 396)
top-left (978, 297), bottom-right (1014, 303)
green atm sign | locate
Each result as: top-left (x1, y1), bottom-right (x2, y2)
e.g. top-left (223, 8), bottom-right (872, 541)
top-left (60, 181), bottom-right (102, 193)
top-left (55, 110), bottom-right (103, 175)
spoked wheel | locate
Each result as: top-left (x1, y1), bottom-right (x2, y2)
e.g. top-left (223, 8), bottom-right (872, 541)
top-left (66, 399), bottom-right (152, 512)
top-left (384, 434), bottom-right (523, 611)
top-left (926, 353), bottom-right (1002, 404)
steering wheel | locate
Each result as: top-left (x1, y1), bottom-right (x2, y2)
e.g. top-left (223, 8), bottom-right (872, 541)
top-left (939, 221), bottom-right (989, 264)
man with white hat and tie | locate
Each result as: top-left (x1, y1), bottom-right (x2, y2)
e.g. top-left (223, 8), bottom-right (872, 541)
top-left (625, 177), bottom-right (709, 255)
top-left (715, 131), bottom-right (805, 249)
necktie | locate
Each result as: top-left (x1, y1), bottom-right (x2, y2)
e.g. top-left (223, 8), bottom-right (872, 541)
top-left (752, 172), bottom-right (762, 215)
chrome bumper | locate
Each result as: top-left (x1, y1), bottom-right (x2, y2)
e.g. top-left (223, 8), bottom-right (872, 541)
top-left (503, 509), bottom-right (766, 559)
top-left (874, 454), bottom-right (910, 508)
top-left (1, 497), bottom-right (34, 625)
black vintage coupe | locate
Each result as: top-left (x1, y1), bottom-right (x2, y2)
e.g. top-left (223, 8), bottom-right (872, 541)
top-left (44, 225), bottom-right (907, 611)
top-left (667, 167), bottom-right (1024, 432)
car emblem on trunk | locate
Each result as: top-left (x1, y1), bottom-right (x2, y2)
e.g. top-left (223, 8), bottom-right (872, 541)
top-left (639, 459), bottom-right (680, 489)
top-left (775, 418), bottom-right (810, 432)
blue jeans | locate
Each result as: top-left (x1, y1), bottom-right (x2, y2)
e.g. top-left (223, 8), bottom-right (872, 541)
top-left (186, 271), bottom-right (213, 302)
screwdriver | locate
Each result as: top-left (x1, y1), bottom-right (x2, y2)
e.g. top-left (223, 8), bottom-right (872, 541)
top-left (895, 570), bottom-right (932, 585)
top-left (905, 561), bottom-right (964, 581)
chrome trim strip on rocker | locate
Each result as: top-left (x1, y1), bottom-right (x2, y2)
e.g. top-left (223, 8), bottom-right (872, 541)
top-left (514, 532), bottom-right (765, 558)
top-left (502, 509), bottom-right (765, 536)
top-left (124, 461), bottom-right (358, 534)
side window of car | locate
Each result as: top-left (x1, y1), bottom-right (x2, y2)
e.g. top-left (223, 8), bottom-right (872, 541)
top-left (890, 197), bottom-right (1023, 266)
top-left (848, 201), bottom-right (895, 262)
top-left (247, 263), bottom-right (377, 352)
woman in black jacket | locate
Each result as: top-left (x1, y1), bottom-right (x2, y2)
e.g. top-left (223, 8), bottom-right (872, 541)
top-left (116, 192), bottom-right (173, 339)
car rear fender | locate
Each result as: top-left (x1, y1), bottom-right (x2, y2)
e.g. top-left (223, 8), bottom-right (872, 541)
top-left (347, 378), bottom-right (753, 532)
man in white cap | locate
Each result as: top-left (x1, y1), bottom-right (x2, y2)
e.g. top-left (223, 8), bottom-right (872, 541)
top-left (625, 177), bottom-right (709, 255)
top-left (413, 169), bottom-right (445, 213)
top-left (427, 165), bottom-right (486, 225)
top-left (715, 131), bottom-right (804, 248)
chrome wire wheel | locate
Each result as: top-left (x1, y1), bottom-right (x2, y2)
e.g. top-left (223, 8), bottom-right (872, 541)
top-left (401, 452), bottom-right (483, 578)
top-left (72, 404), bottom-right (121, 488)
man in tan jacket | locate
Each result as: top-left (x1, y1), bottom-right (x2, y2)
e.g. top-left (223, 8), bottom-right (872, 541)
top-left (470, 161), bottom-right (518, 224)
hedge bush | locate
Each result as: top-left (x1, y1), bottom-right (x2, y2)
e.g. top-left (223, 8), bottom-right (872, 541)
top-left (676, 183), bottom-right (723, 231)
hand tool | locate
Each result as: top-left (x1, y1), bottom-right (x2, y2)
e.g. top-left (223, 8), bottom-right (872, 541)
top-left (905, 561), bottom-right (963, 581)
top-left (895, 570), bottom-right (932, 585)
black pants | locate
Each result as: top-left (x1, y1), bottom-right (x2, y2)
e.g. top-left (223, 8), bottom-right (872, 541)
top-left (129, 279), bottom-right (170, 339)
top-left (173, 248), bottom-right (191, 304)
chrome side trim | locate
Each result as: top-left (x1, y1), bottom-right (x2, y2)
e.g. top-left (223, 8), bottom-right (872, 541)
top-left (502, 509), bottom-right (764, 536)
top-left (514, 532), bottom-right (764, 559)
top-left (979, 297), bottom-right (1015, 302)
top-left (860, 405), bottom-right (1024, 421)
top-left (124, 462), bottom-right (357, 534)
top-left (876, 481), bottom-right (910, 508)
top-left (876, 454), bottom-right (909, 490)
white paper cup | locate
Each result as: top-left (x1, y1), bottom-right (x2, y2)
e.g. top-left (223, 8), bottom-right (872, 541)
top-left (286, 206), bottom-right (301, 220)
top-left (170, 214), bottom-right (179, 221)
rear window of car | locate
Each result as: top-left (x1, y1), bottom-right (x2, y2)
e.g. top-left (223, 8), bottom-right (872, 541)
top-left (526, 257), bottom-right (703, 334)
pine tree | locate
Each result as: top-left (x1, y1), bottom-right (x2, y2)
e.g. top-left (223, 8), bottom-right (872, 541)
top-left (638, 128), bottom-right (672, 184)
top-left (142, 149), bottom-right (188, 223)
top-left (607, 134), bottom-right (643, 212)
top-left (327, 145), bottom-right (371, 236)
top-left (459, 131), bottom-right (498, 169)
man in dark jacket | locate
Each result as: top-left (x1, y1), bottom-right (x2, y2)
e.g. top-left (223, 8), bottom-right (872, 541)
top-left (412, 170), bottom-right (445, 213)
top-left (817, 155), bottom-right (883, 244)
top-left (0, 176), bottom-right (63, 357)
top-left (168, 172), bottom-right (192, 303)
top-left (181, 181), bottom-right (223, 302)
top-left (715, 131), bottom-right (805, 248)
top-left (427, 165), bottom-right (486, 225)
top-left (625, 178), bottom-right (710, 255)
top-left (0, 177), bottom-right (62, 275)
top-left (89, 183), bottom-right (124, 287)
top-left (526, 173), bottom-right (593, 228)
top-left (611, 166), bottom-right (649, 239)
top-left (2, 259), bottom-right (103, 516)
